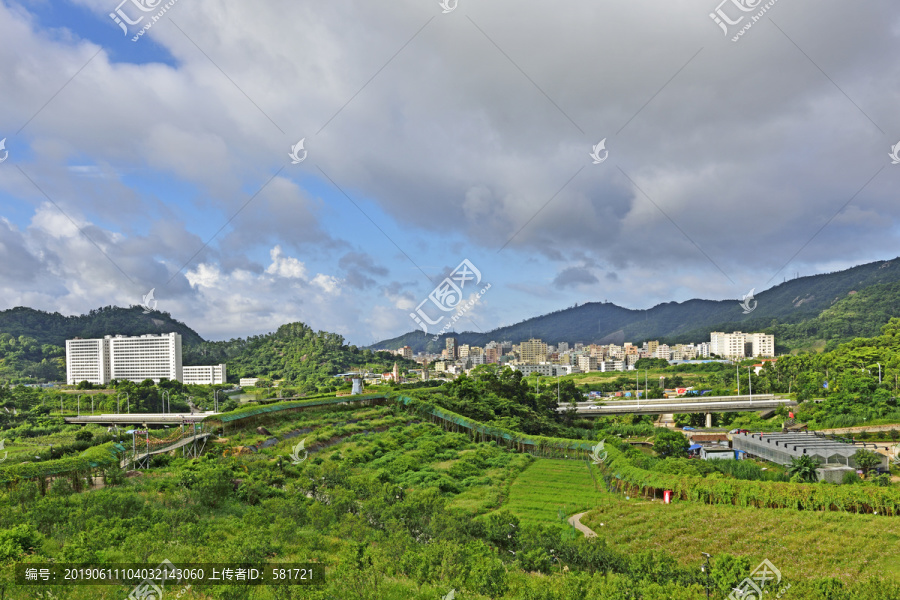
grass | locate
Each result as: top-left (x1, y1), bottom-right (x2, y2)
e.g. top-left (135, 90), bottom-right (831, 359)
top-left (580, 493), bottom-right (900, 583)
top-left (494, 458), bottom-right (606, 525)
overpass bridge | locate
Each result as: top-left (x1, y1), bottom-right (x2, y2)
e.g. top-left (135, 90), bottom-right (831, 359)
top-left (65, 412), bottom-right (216, 426)
top-left (560, 394), bottom-right (796, 425)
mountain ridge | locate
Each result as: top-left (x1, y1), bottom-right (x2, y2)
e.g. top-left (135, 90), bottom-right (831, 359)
top-left (373, 257), bottom-right (900, 353)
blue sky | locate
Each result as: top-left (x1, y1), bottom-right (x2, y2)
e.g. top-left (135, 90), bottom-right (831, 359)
top-left (1, 0), bottom-right (899, 345)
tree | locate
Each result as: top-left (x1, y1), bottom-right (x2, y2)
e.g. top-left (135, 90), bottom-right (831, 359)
top-left (853, 449), bottom-right (882, 477)
top-left (653, 429), bottom-right (689, 459)
top-left (787, 455), bottom-right (820, 483)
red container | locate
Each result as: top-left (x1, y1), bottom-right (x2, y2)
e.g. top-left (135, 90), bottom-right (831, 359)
top-left (663, 490), bottom-right (673, 504)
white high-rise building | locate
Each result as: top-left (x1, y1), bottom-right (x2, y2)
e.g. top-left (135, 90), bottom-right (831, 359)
top-left (108, 333), bottom-right (183, 383)
top-left (748, 333), bottom-right (775, 358)
top-left (183, 364), bottom-right (227, 385)
top-left (709, 332), bottom-right (775, 359)
top-left (66, 332), bottom-right (225, 385)
top-left (65, 337), bottom-right (111, 385)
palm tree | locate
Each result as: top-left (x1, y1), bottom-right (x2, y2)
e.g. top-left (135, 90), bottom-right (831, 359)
top-left (788, 455), bottom-right (820, 482)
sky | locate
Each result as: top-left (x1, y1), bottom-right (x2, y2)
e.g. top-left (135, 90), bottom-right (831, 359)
top-left (0, 0), bottom-right (899, 347)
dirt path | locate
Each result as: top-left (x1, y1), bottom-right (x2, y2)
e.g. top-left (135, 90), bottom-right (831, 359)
top-left (567, 512), bottom-right (598, 538)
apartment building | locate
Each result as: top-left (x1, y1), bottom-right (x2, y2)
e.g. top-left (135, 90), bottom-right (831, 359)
top-left (445, 337), bottom-right (458, 359)
top-left (748, 333), bottom-right (775, 358)
top-left (520, 338), bottom-right (549, 364)
top-left (578, 355), bottom-right (598, 372)
top-left (654, 344), bottom-right (672, 360)
top-left (710, 332), bottom-right (775, 359)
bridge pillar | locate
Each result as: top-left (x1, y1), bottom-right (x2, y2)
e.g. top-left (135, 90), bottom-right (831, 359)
top-left (705, 413), bottom-right (712, 428)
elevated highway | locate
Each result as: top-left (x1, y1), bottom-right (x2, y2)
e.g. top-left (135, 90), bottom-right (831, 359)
top-left (65, 412), bottom-right (216, 425)
top-left (559, 394), bottom-right (796, 419)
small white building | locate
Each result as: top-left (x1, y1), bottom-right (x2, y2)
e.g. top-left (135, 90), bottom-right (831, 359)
top-left (183, 364), bottom-right (227, 385)
top-left (700, 446), bottom-right (736, 461)
top-left (239, 377), bottom-right (260, 387)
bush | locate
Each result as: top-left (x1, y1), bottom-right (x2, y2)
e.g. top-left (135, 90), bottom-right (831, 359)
top-left (842, 471), bottom-right (861, 485)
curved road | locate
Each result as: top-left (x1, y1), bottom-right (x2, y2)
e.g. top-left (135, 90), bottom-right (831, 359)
top-left (567, 512), bottom-right (598, 538)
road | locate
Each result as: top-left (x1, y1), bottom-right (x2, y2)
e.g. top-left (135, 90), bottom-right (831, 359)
top-left (567, 512), bottom-right (598, 538)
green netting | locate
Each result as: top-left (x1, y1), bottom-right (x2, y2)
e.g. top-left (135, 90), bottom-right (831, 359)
top-left (0, 442), bottom-right (127, 483)
top-left (209, 393), bottom-right (389, 423)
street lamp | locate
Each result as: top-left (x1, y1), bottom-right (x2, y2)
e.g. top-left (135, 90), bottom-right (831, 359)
top-left (535, 376), bottom-right (541, 394)
top-left (161, 390), bottom-right (170, 414)
top-left (214, 389), bottom-right (220, 413)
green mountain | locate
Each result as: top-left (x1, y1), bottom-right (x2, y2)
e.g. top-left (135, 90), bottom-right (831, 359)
top-left (374, 257), bottom-right (900, 353)
top-left (180, 322), bottom-right (417, 393)
top-left (0, 306), bottom-right (205, 346)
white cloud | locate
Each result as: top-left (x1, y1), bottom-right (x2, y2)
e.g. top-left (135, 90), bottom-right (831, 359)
top-left (265, 245), bottom-right (308, 279)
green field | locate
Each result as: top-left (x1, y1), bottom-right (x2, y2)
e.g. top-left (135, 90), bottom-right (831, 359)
top-left (495, 458), bottom-right (607, 525)
top-left (581, 494), bottom-right (900, 583)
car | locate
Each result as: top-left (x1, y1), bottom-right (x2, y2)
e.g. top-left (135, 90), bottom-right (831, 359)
top-left (682, 426), bottom-right (696, 431)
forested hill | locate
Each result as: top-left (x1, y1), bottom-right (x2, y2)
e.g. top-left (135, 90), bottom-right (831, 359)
top-left (0, 306), bottom-right (205, 346)
top-left (374, 257), bottom-right (900, 353)
top-left (179, 322), bottom-right (416, 392)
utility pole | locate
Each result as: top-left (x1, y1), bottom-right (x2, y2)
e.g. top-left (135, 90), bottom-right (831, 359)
top-left (748, 367), bottom-right (752, 403)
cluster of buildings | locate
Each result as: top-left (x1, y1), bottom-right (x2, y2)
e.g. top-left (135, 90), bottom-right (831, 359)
top-left (65, 332), bottom-right (227, 386)
top-left (388, 331), bottom-right (775, 377)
